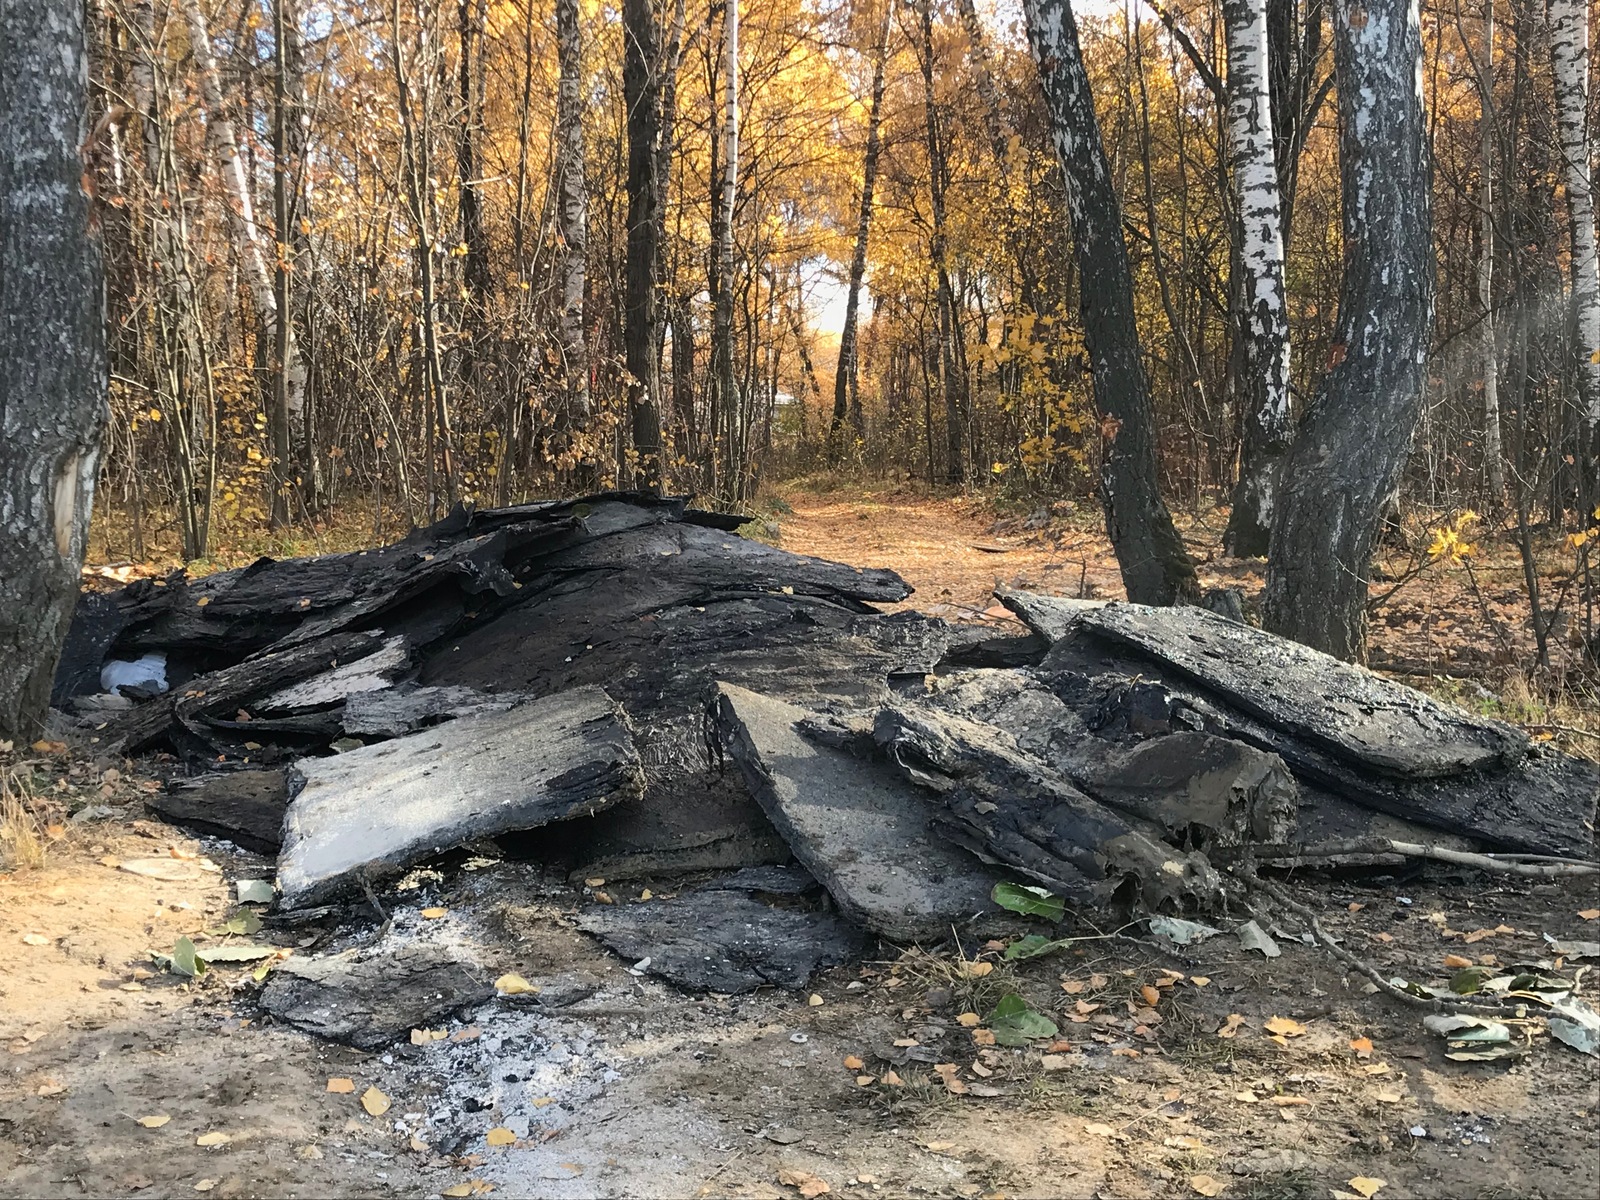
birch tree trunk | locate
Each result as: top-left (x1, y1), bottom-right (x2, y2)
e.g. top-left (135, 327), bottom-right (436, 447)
top-left (1472, 0), bottom-right (1504, 500)
top-left (0, 0), bottom-right (106, 739)
top-left (1263, 0), bottom-right (1434, 660)
top-left (182, 0), bottom-right (307, 523)
top-left (1021, 0), bottom-right (1199, 604)
top-left (713, 0), bottom-right (742, 496)
top-left (1222, 0), bottom-right (1295, 557)
top-left (830, 2), bottom-right (891, 455)
top-left (623, 0), bottom-right (665, 489)
top-left (1550, 0), bottom-right (1600, 498)
top-left (554, 0), bottom-right (590, 428)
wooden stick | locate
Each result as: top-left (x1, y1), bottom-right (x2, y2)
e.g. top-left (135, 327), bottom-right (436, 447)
top-left (1219, 837), bottom-right (1599, 878)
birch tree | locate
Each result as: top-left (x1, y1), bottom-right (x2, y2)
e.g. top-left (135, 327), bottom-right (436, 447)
top-left (1021, 0), bottom-right (1199, 604)
top-left (1468, 0), bottom-right (1503, 500)
top-left (0, 0), bottom-right (106, 739)
top-left (1222, 0), bottom-right (1295, 558)
top-left (712, 0), bottom-right (742, 494)
top-left (1263, 0), bottom-right (1434, 659)
top-left (1550, 0), bottom-right (1600, 497)
top-left (182, 0), bottom-right (307, 524)
top-left (830, 1), bottom-right (891, 455)
top-left (554, 0), bottom-right (590, 428)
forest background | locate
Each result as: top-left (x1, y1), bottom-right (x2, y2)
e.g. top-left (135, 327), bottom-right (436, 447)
top-left (75, 0), bottom-right (1600, 681)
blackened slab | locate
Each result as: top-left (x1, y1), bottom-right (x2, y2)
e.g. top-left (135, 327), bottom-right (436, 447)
top-left (147, 768), bottom-right (289, 853)
top-left (276, 686), bottom-right (643, 907)
top-left (713, 683), bottom-right (1008, 941)
top-left (1077, 602), bottom-right (1527, 779)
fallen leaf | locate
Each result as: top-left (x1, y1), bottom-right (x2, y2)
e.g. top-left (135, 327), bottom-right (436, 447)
top-left (807, 993), bottom-right (824, 1007)
top-left (451, 1026), bottom-right (481, 1043)
top-left (1234, 1091), bottom-right (1260, 1104)
top-left (136, 1115), bottom-right (171, 1128)
top-left (1350, 1036), bottom-right (1374, 1058)
top-left (959, 961), bottom-right (993, 979)
top-left (1189, 975), bottom-right (1210, 987)
top-left (1189, 1176), bottom-right (1224, 1197)
top-left (1579, 909), bottom-right (1599, 921)
top-left (1349, 902), bottom-right (1366, 912)
top-left (1060, 980), bottom-right (1084, 995)
top-left (326, 1077), bottom-right (355, 1093)
top-left (1140, 985), bottom-right (1161, 1007)
top-left (195, 1132), bottom-right (230, 1147)
top-left (1363, 1062), bottom-right (1391, 1075)
top-left (843, 1055), bottom-right (864, 1070)
top-left (410, 1135), bottom-right (430, 1152)
top-left (441, 1186), bottom-right (473, 1198)
top-left (639, 888), bottom-right (652, 900)
top-left (778, 1166), bottom-right (831, 1197)
top-left (882, 1070), bottom-right (904, 1086)
top-left (1075, 1000), bottom-right (1101, 1015)
top-left (1444, 954), bottom-right (1473, 969)
top-left (1375, 1091), bottom-right (1402, 1104)
top-left (485, 1127), bottom-right (516, 1147)
top-left (410, 1028), bottom-right (448, 1045)
top-left (21, 933), bottom-right (49, 946)
top-left (1040, 1055), bottom-right (1069, 1071)
top-left (1084, 1122), bottom-right (1117, 1137)
top-left (956, 1012), bottom-right (981, 1027)
top-left (495, 973), bottom-right (539, 996)
top-left (193, 1181), bottom-right (216, 1193)
top-left (1272, 1095), bottom-right (1311, 1106)
top-left (1217, 1014), bottom-right (1246, 1039)
top-left (855, 1074), bottom-right (875, 1086)
top-left (1111, 1047), bottom-right (1140, 1058)
top-left (531, 1097), bottom-right (554, 1107)
top-left (933, 1063), bottom-right (969, 1094)
top-left (36, 1077), bottom-right (66, 1097)
top-left (971, 1028), bottom-right (996, 1046)
top-left (1348, 1178), bottom-right (1386, 1199)
top-left (360, 1086), bottom-right (391, 1116)
top-left (420, 907), bottom-right (447, 919)
top-left (1264, 1016), bottom-right (1307, 1037)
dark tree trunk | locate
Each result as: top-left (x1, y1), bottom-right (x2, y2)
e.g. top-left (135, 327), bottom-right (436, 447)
top-left (455, 0), bottom-right (492, 306)
top-left (830, 2), bottom-right (891, 455)
top-left (1021, 0), bottom-right (1199, 605)
top-left (919, 0), bottom-right (967, 485)
top-left (1263, 0), bottom-right (1434, 660)
top-left (623, 0), bottom-right (665, 490)
top-left (0, 0), bottom-right (107, 739)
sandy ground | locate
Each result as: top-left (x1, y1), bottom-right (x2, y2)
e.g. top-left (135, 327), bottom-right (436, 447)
top-left (2, 488), bottom-right (1598, 1200)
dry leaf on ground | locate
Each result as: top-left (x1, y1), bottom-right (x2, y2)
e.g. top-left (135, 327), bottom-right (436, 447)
top-left (842, 1055), bottom-right (864, 1070)
top-left (1217, 1014), bottom-right (1246, 1038)
top-left (136, 1115), bottom-right (171, 1128)
top-left (420, 907), bottom-right (447, 919)
top-left (495, 973), bottom-right (539, 996)
top-left (1189, 1176), bottom-right (1224, 1197)
top-left (326, 1077), bottom-right (355, 1093)
top-left (1348, 1178), bottom-right (1386, 1198)
top-left (778, 1167), bottom-right (831, 1197)
top-left (21, 933), bottom-right (50, 946)
top-left (1264, 1016), bottom-right (1307, 1037)
top-left (361, 1086), bottom-right (391, 1116)
top-left (485, 1127), bottom-right (516, 1147)
top-left (195, 1132), bottom-right (230, 1147)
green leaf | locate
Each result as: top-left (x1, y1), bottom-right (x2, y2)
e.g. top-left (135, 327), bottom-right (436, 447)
top-left (170, 936), bottom-right (206, 979)
top-left (990, 882), bottom-right (1064, 923)
top-left (1004, 934), bottom-right (1071, 961)
top-left (236, 879), bottom-right (275, 905)
top-left (196, 944), bottom-right (276, 964)
top-left (988, 992), bottom-right (1059, 1046)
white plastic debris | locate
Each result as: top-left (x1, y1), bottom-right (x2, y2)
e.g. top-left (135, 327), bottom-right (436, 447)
top-left (100, 652), bottom-right (169, 695)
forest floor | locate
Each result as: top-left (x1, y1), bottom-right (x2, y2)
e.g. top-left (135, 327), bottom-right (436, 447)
top-left (2, 481), bottom-right (1598, 1200)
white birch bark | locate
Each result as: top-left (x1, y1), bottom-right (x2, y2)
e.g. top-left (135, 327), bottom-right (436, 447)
top-left (1550, 0), bottom-right (1600, 430)
top-left (1473, 0), bottom-right (1503, 497)
top-left (713, 0), bottom-right (741, 484)
top-left (181, 0), bottom-right (307, 446)
top-left (1222, 0), bottom-right (1294, 556)
top-left (554, 0), bottom-right (589, 421)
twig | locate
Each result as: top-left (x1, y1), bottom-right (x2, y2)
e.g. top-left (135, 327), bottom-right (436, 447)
top-left (1223, 837), bottom-right (1599, 878)
top-left (1232, 867), bottom-right (1532, 1016)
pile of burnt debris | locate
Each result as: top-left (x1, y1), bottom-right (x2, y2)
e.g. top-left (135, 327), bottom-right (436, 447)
top-left (55, 492), bottom-right (1600, 1006)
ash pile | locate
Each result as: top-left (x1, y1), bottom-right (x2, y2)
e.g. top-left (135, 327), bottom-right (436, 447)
top-left (56, 492), bottom-right (1599, 1007)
